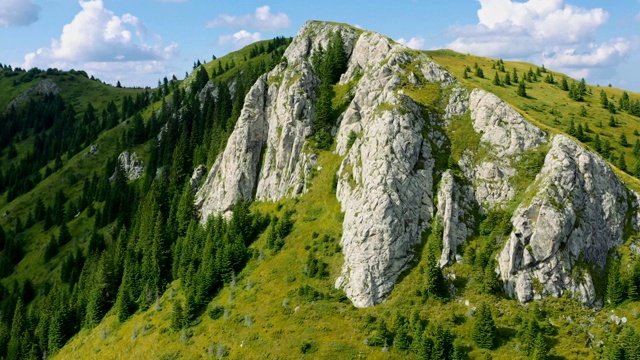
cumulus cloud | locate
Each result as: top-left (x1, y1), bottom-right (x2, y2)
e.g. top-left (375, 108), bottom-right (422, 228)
top-left (397, 37), bottom-right (425, 50)
top-left (0, 0), bottom-right (41, 27)
top-left (448, 0), bottom-right (634, 80)
top-left (23, 0), bottom-right (176, 85)
top-left (206, 5), bottom-right (290, 31)
top-left (218, 30), bottom-right (261, 48)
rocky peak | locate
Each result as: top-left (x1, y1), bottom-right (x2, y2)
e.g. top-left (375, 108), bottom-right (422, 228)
top-left (499, 135), bottom-right (636, 305)
top-left (194, 20), bottom-right (640, 309)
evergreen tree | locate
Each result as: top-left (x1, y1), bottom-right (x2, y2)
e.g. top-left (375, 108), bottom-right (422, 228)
top-left (504, 72), bottom-right (511, 85)
top-left (634, 140), bottom-right (640, 158)
top-left (607, 260), bottom-right (625, 306)
top-left (561, 77), bottom-right (569, 91)
top-left (532, 332), bottom-right (548, 360)
top-left (472, 303), bottom-right (496, 349)
top-left (394, 322), bottom-right (410, 351)
top-left (567, 119), bottom-right (576, 137)
top-left (493, 72), bottom-right (501, 86)
top-left (512, 68), bottom-right (519, 83)
top-left (618, 153), bottom-right (627, 172)
top-left (170, 299), bottom-right (185, 331)
top-left (476, 67), bottom-right (484, 79)
top-left (609, 116), bottom-right (617, 127)
top-left (58, 222), bottom-right (71, 246)
top-left (7, 299), bottom-right (26, 360)
top-left (601, 89), bottom-right (610, 108)
top-left (620, 133), bottom-right (629, 147)
top-left (423, 250), bottom-right (447, 300)
top-left (517, 80), bottom-right (527, 97)
top-left (620, 91), bottom-right (631, 111)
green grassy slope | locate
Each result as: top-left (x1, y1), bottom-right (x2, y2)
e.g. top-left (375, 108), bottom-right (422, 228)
top-left (427, 49), bottom-right (640, 192)
top-left (53, 48), bottom-right (640, 360)
top-left (7, 35), bottom-right (640, 360)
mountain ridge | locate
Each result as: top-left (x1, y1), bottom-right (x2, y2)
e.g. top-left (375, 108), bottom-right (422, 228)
top-left (3, 20), bottom-right (640, 359)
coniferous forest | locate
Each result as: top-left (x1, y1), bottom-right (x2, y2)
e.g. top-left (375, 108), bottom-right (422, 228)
top-left (0, 37), bottom-right (291, 360)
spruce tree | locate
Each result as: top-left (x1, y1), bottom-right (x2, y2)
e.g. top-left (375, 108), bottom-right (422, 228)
top-left (617, 153), bottom-right (627, 172)
top-left (170, 299), bottom-right (185, 331)
top-left (607, 260), bottom-right (625, 306)
top-left (532, 333), bottom-right (548, 360)
top-left (518, 80), bottom-right (527, 97)
top-left (561, 77), bottom-right (569, 91)
top-left (472, 303), bottom-right (497, 349)
top-left (493, 72), bottom-right (501, 86)
top-left (620, 133), bottom-right (629, 147)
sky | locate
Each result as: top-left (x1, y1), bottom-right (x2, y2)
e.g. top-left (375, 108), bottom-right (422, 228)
top-left (1, 0), bottom-right (639, 91)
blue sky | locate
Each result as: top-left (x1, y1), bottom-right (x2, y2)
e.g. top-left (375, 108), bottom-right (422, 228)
top-left (1, 0), bottom-right (639, 91)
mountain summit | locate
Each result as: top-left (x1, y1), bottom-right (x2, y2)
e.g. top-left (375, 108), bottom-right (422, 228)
top-left (196, 20), bottom-right (639, 308)
top-left (4, 20), bottom-right (640, 359)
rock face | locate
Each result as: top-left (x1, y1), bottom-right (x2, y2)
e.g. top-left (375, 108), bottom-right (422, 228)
top-left (7, 79), bottom-right (60, 109)
top-left (498, 135), bottom-right (634, 305)
top-left (116, 151), bottom-right (144, 181)
top-left (194, 20), bottom-right (640, 308)
top-left (195, 22), bottom-right (360, 220)
top-left (190, 165), bottom-right (207, 191)
top-left (436, 170), bottom-right (477, 267)
top-left (333, 39), bottom-right (445, 307)
top-left (456, 89), bottom-right (547, 208)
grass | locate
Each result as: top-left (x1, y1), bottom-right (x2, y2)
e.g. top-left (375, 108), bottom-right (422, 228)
top-left (8, 29), bottom-right (640, 360)
top-left (426, 49), bottom-right (640, 192)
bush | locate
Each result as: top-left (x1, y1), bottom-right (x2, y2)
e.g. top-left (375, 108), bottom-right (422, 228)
top-left (208, 305), bottom-right (224, 320)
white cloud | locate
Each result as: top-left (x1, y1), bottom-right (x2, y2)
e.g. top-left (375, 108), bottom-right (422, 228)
top-left (448, 0), bottom-right (634, 81)
top-left (397, 36), bottom-right (425, 50)
top-left (22, 0), bottom-right (176, 85)
top-left (218, 30), bottom-right (261, 48)
top-left (206, 5), bottom-right (290, 31)
top-left (0, 0), bottom-right (40, 27)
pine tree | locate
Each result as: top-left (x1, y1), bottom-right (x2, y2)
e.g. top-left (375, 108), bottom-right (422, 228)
top-left (532, 332), bottom-right (549, 360)
top-left (424, 250), bottom-right (447, 300)
top-left (601, 89), bottom-right (610, 108)
top-left (512, 68), bottom-right (519, 83)
top-left (561, 77), bottom-right (569, 91)
top-left (58, 222), bottom-right (71, 246)
top-left (170, 299), bottom-right (185, 331)
top-left (618, 153), bottom-right (627, 172)
top-left (432, 325), bottom-right (453, 360)
top-left (504, 72), bottom-right (511, 85)
top-left (394, 323), bottom-right (410, 351)
top-left (594, 134), bottom-right (602, 152)
top-left (518, 80), bottom-right (527, 97)
top-left (620, 133), bottom-right (629, 147)
top-left (7, 299), bottom-right (26, 360)
top-left (476, 67), bottom-right (484, 79)
top-left (493, 72), bottom-right (501, 86)
top-left (472, 303), bottom-right (496, 349)
top-left (607, 260), bottom-right (625, 306)
top-left (567, 119), bottom-right (576, 136)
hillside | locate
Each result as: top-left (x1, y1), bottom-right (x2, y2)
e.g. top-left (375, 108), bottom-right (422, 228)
top-left (2, 21), bottom-right (640, 360)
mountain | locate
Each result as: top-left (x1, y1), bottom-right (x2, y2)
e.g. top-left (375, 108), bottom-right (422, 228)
top-left (2, 20), bottom-right (640, 359)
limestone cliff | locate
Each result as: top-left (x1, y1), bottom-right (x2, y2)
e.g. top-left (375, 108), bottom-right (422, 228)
top-left (498, 135), bottom-right (636, 305)
top-left (195, 20), bottom-right (640, 308)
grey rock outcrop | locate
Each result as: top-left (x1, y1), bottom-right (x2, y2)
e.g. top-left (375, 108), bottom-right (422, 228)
top-left (469, 89), bottom-right (546, 157)
top-left (333, 39), bottom-right (438, 308)
top-left (498, 135), bottom-right (635, 304)
top-left (114, 151), bottom-right (144, 181)
top-left (190, 165), bottom-right (207, 191)
top-left (8, 79), bottom-right (60, 109)
top-left (436, 170), bottom-right (477, 267)
top-left (197, 21), bottom-right (353, 220)
top-left (455, 89), bottom-right (547, 208)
